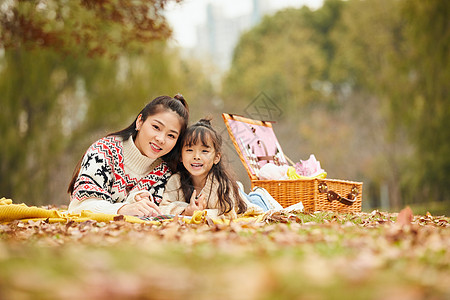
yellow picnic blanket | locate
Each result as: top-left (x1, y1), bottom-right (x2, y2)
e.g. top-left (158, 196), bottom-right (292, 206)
top-left (0, 198), bottom-right (263, 225)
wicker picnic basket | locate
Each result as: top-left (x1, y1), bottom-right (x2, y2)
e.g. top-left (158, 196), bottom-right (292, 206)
top-left (223, 113), bottom-right (363, 213)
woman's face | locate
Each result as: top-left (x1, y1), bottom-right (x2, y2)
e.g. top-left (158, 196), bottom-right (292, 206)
top-left (134, 110), bottom-right (182, 159)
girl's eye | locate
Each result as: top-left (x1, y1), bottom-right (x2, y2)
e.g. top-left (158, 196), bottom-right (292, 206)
top-left (202, 150), bottom-right (209, 153)
top-left (152, 125), bottom-right (160, 130)
top-left (168, 134), bottom-right (176, 139)
top-left (185, 149), bottom-right (193, 152)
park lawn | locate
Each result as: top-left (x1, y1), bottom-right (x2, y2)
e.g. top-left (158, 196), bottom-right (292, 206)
top-left (0, 210), bottom-right (449, 300)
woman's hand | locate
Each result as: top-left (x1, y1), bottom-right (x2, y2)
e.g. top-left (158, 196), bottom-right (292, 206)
top-left (183, 190), bottom-right (206, 216)
top-left (134, 191), bottom-right (152, 203)
top-left (118, 192), bottom-right (162, 217)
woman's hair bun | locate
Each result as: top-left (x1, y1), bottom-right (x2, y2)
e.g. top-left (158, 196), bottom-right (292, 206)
top-left (174, 93), bottom-right (184, 101)
top-left (173, 93), bottom-right (188, 111)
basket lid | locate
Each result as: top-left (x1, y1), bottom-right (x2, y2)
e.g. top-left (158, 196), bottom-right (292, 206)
top-left (222, 113), bottom-right (288, 180)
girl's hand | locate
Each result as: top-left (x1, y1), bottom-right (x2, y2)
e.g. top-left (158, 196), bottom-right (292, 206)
top-left (196, 193), bottom-right (207, 210)
top-left (118, 194), bottom-right (162, 217)
top-left (183, 190), bottom-right (206, 216)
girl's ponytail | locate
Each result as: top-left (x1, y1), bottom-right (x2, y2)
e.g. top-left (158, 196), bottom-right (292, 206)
top-left (197, 118), bottom-right (213, 127)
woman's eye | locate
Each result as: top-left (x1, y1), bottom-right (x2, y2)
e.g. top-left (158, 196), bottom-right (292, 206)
top-left (152, 125), bottom-right (160, 130)
top-left (168, 134), bottom-right (176, 139)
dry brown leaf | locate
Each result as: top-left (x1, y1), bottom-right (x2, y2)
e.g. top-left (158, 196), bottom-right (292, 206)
top-left (396, 206), bottom-right (413, 226)
top-left (113, 215), bottom-right (125, 222)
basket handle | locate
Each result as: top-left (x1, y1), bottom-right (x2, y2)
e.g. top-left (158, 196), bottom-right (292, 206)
top-left (318, 182), bottom-right (359, 206)
top-left (253, 140), bottom-right (286, 166)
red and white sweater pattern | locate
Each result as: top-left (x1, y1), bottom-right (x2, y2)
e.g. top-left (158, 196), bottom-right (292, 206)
top-left (71, 136), bottom-right (171, 206)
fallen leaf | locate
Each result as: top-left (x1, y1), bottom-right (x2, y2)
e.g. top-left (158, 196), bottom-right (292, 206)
top-left (396, 206), bottom-right (413, 226)
top-left (113, 215), bottom-right (125, 222)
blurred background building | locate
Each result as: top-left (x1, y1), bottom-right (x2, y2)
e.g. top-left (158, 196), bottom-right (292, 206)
top-left (196, 0), bottom-right (271, 71)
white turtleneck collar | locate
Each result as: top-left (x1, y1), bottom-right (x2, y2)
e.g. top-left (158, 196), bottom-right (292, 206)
top-left (122, 135), bottom-right (159, 177)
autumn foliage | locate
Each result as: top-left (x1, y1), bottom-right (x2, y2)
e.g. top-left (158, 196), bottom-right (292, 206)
top-left (0, 0), bottom-right (181, 56)
top-left (1, 209), bottom-right (449, 299)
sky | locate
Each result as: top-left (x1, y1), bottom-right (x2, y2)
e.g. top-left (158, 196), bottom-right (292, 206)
top-left (165, 0), bottom-right (324, 48)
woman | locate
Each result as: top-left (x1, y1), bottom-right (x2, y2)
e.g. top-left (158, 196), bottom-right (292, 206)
top-left (67, 94), bottom-right (189, 217)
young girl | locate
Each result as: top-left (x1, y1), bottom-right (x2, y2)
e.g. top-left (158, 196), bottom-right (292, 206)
top-left (67, 94), bottom-right (189, 217)
top-left (160, 118), bottom-right (264, 219)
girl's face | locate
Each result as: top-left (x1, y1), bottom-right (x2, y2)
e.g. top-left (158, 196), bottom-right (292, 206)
top-left (135, 111), bottom-right (182, 159)
top-left (181, 137), bottom-right (221, 180)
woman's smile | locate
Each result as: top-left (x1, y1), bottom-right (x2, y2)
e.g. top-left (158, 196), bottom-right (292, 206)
top-left (150, 142), bottom-right (162, 152)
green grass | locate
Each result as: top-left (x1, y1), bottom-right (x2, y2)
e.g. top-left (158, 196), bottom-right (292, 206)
top-left (408, 201), bottom-right (450, 216)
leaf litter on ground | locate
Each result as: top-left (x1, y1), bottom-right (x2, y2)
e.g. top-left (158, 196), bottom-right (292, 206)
top-left (0, 207), bottom-right (449, 300)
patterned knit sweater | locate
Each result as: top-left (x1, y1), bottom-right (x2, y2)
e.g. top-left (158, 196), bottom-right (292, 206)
top-left (68, 135), bottom-right (172, 214)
